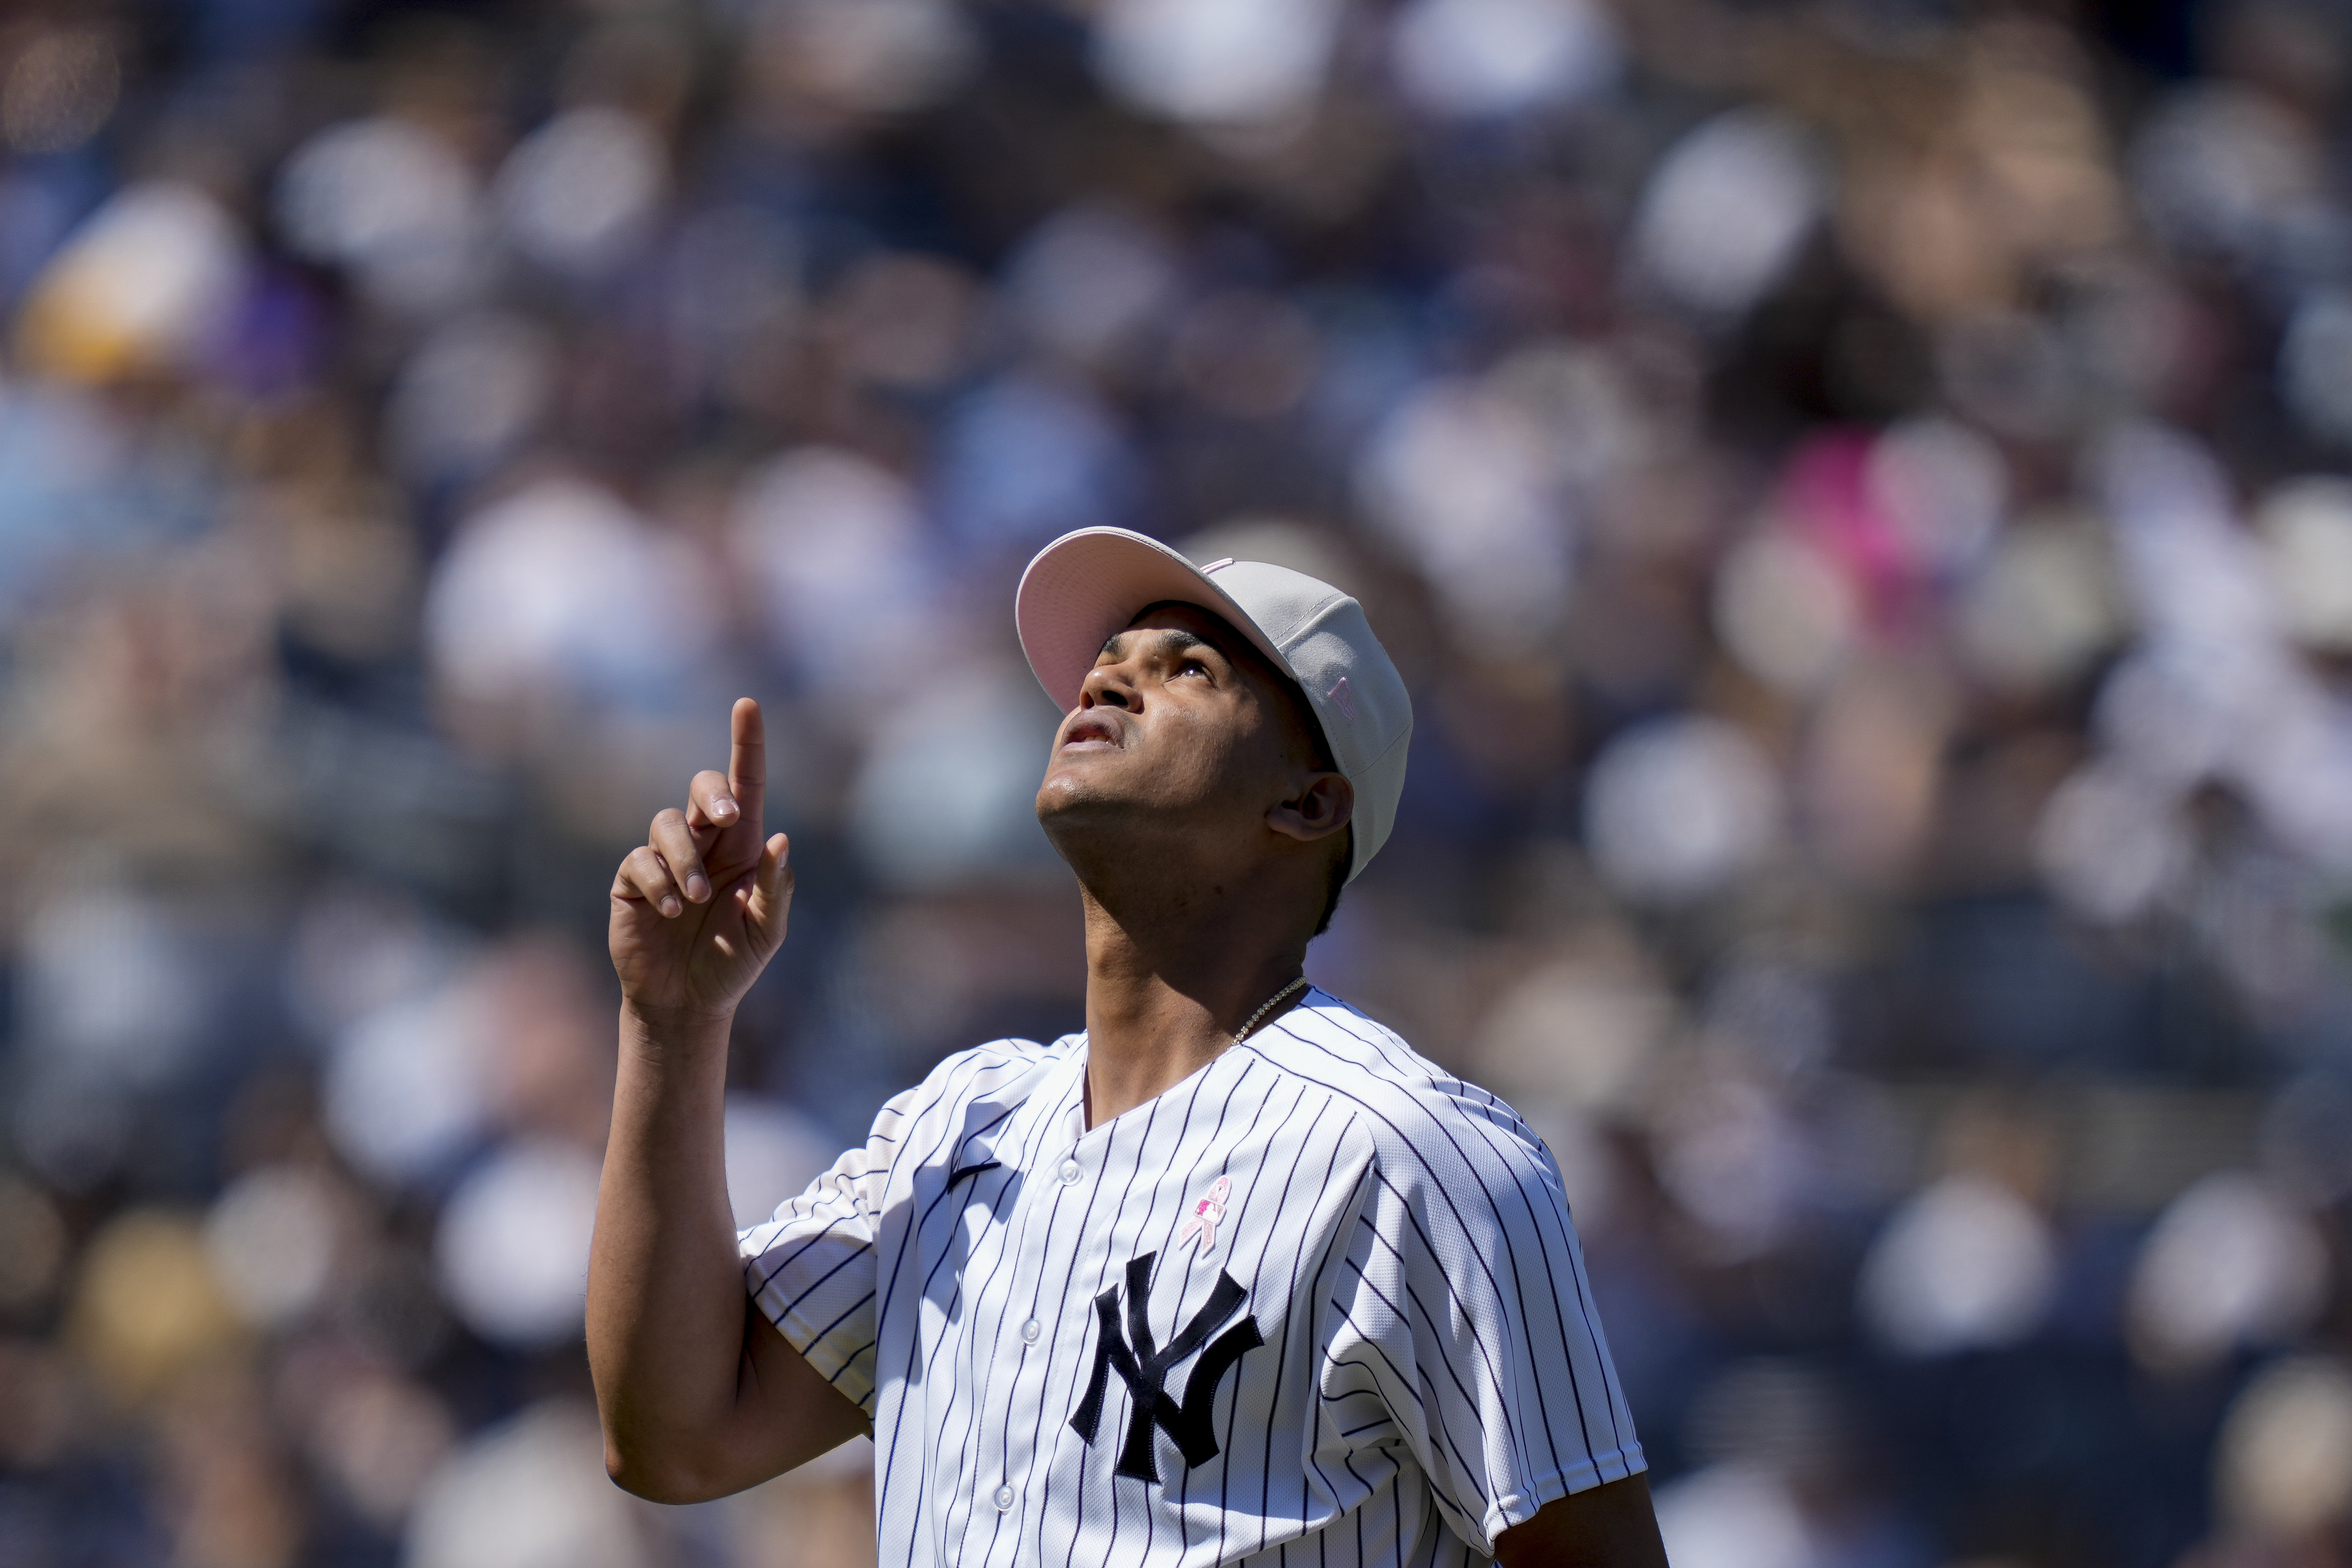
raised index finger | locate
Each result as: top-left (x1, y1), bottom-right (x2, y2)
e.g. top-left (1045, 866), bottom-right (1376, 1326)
top-left (729, 697), bottom-right (766, 837)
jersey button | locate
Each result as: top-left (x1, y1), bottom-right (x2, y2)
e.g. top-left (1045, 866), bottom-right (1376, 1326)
top-left (993, 1484), bottom-right (1016, 1511)
top-left (1058, 1159), bottom-right (1082, 1185)
top-left (1021, 1319), bottom-right (1041, 1343)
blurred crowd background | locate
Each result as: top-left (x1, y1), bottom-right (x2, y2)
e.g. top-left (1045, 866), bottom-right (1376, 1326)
top-left (2, 0), bottom-right (2351, 1564)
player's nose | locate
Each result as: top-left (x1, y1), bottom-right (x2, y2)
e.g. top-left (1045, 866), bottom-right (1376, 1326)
top-left (1079, 663), bottom-right (1138, 710)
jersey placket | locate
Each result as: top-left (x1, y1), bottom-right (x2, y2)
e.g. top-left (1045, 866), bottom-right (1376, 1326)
top-left (918, 1077), bottom-right (1043, 1563)
top-left (954, 1083), bottom-right (1094, 1566)
top-left (927, 1173), bottom-right (1002, 1557)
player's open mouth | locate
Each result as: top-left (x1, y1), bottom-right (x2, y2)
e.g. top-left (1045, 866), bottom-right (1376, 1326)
top-left (1061, 714), bottom-right (1125, 751)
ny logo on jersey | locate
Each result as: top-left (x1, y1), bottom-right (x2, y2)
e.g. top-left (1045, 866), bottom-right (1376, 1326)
top-left (1070, 1253), bottom-right (1263, 1482)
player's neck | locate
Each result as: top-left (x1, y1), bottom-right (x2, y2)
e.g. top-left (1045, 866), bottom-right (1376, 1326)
top-left (1075, 875), bottom-right (1311, 1129)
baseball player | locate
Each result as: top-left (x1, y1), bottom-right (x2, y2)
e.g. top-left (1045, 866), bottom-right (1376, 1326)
top-left (588, 528), bottom-right (1666, 1566)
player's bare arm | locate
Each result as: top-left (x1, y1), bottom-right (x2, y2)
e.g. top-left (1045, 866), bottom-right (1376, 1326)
top-left (1494, 1472), bottom-right (1669, 1567)
top-left (587, 697), bottom-right (865, 1502)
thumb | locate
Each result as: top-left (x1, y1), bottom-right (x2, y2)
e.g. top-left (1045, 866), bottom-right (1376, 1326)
top-left (744, 832), bottom-right (793, 941)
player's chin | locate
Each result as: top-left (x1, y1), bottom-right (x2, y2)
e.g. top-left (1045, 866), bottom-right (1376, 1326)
top-left (1039, 746), bottom-right (1129, 792)
top-left (1034, 759), bottom-right (1149, 824)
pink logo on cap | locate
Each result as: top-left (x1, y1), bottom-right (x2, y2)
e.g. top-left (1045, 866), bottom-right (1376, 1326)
top-left (1325, 676), bottom-right (1356, 721)
top-left (1201, 558), bottom-right (1235, 572)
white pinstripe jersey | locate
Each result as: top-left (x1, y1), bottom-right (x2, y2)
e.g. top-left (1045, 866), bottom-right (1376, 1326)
top-left (737, 988), bottom-right (1644, 1566)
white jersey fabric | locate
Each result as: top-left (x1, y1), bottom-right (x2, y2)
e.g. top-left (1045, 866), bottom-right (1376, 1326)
top-left (737, 988), bottom-right (1644, 1566)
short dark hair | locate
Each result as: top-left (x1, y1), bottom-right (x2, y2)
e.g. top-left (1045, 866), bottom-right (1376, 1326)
top-left (1313, 823), bottom-right (1351, 938)
top-left (1279, 669), bottom-right (1351, 939)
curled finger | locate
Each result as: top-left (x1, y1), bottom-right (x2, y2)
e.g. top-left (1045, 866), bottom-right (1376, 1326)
top-left (648, 808), bottom-right (711, 904)
top-left (613, 845), bottom-right (684, 918)
top-left (686, 769), bottom-right (738, 831)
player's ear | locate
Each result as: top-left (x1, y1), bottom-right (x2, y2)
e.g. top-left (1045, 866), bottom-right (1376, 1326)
top-left (1267, 772), bottom-right (1351, 845)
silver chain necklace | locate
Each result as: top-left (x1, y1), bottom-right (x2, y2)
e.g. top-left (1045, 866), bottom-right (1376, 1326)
top-left (1233, 975), bottom-right (1310, 1043)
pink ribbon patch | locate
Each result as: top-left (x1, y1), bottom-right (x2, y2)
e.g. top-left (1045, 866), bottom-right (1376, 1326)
top-left (1174, 1175), bottom-right (1232, 1258)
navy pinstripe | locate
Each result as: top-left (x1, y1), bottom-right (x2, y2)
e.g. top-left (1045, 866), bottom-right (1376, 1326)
top-left (736, 990), bottom-right (1643, 1566)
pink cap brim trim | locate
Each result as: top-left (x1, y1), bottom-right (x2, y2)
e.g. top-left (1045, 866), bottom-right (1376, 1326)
top-left (1015, 529), bottom-right (1293, 713)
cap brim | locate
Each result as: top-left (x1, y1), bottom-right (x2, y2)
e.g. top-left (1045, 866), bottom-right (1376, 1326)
top-left (1015, 528), bottom-right (1294, 713)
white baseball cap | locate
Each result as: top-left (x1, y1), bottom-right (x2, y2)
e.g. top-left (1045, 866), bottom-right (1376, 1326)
top-left (1015, 526), bottom-right (1413, 882)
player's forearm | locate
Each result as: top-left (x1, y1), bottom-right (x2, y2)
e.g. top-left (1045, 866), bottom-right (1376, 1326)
top-left (1492, 1473), bottom-right (1668, 1567)
top-left (587, 1000), bottom-right (748, 1496)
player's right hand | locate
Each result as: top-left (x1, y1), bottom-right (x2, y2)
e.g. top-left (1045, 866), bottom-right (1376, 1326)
top-left (609, 697), bottom-right (793, 1022)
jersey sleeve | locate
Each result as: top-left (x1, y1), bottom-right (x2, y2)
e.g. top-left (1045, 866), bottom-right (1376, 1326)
top-left (736, 1102), bottom-right (902, 1415)
top-left (1316, 1099), bottom-right (1644, 1555)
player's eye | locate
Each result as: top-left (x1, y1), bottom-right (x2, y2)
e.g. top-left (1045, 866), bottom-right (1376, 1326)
top-left (1176, 659), bottom-right (1210, 679)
